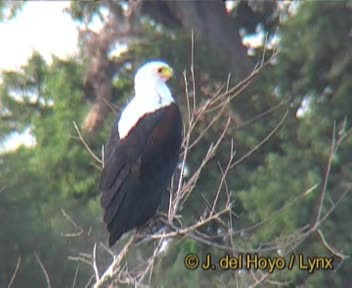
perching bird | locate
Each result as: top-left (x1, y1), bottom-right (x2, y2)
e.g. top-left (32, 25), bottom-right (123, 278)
top-left (100, 60), bottom-right (183, 246)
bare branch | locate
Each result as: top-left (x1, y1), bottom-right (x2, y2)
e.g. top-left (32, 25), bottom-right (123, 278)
top-left (313, 126), bottom-right (352, 230)
top-left (236, 184), bottom-right (318, 236)
top-left (89, 41), bottom-right (281, 288)
top-left (71, 264), bottom-right (79, 288)
top-left (231, 110), bottom-right (289, 168)
top-left (60, 209), bottom-right (84, 238)
top-left (73, 121), bottom-right (103, 166)
top-left (34, 252), bottom-right (51, 288)
top-left (313, 123), bottom-right (336, 229)
top-left (152, 205), bottom-right (231, 240)
top-left (94, 235), bottom-right (135, 288)
top-left (84, 274), bottom-right (95, 288)
top-left (317, 229), bottom-right (349, 260)
top-left (92, 243), bottom-right (99, 282)
top-left (7, 256), bottom-right (21, 288)
top-left (210, 140), bottom-right (236, 215)
top-left (84, 39), bottom-right (352, 288)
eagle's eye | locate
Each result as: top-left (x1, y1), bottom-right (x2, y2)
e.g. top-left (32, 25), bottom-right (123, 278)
top-left (156, 65), bottom-right (173, 80)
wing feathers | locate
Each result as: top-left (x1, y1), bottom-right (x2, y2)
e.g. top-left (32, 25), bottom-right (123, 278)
top-left (100, 104), bottom-right (182, 246)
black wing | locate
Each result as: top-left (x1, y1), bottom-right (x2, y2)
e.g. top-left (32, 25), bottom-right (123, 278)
top-left (100, 104), bottom-right (182, 246)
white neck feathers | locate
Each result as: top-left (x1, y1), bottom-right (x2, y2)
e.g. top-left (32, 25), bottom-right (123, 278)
top-left (118, 80), bottom-right (174, 139)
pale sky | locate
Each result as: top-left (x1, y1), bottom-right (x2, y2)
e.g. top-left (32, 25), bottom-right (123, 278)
top-left (0, 1), bottom-right (77, 72)
top-left (0, 1), bottom-right (78, 152)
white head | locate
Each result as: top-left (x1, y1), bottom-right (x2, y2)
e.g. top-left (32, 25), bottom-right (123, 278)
top-left (118, 60), bottom-right (175, 138)
top-left (134, 61), bottom-right (173, 97)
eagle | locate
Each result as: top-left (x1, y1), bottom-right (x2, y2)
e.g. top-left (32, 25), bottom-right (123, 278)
top-left (100, 60), bottom-right (183, 246)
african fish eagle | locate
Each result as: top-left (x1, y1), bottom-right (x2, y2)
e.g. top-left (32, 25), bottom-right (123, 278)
top-left (100, 60), bottom-right (183, 246)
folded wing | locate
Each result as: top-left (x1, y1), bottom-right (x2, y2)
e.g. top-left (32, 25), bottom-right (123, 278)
top-left (100, 103), bottom-right (182, 246)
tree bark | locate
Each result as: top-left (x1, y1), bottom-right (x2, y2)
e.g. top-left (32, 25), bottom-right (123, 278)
top-left (143, 1), bottom-right (254, 79)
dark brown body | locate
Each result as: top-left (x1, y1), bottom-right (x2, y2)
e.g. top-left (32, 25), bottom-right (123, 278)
top-left (100, 103), bottom-right (182, 246)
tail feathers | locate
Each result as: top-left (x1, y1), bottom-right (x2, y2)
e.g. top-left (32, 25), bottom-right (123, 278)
top-left (109, 230), bottom-right (123, 247)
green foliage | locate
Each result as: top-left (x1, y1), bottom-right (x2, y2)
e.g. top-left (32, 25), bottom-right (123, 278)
top-left (236, 1), bottom-right (352, 286)
top-left (0, 52), bottom-right (104, 286)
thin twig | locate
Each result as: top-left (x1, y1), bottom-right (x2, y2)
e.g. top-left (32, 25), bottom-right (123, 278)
top-left (92, 243), bottom-right (99, 282)
top-left (210, 139), bottom-right (236, 215)
top-left (99, 242), bottom-right (116, 259)
top-left (102, 97), bottom-right (119, 114)
top-left (190, 29), bottom-right (196, 117)
top-left (313, 126), bottom-right (352, 225)
top-left (313, 123), bottom-right (336, 229)
top-left (91, 36), bottom-right (278, 288)
top-left (7, 256), bottom-right (21, 288)
top-left (316, 187), bottom-right (351, 230)
top-left (317, 229), bottom-right (349, 260)
top-left (236, 184), bottom-right (318, 236)
top-left (71, 264), bottom-right (79, 288)
top-left (68, 256), bottom-right (92, 267)
top-left (73, 121), bottom-right (103, 166)
top-left (84, 274), bottom-right (95, 288)
top-left (152, 205), bottom-right (231, 240)
top-left (231, 110), bottom-right (289, 168)
top-left (34, 252), bottom-right (51, 288)
top-left (249, 271), bottom-right (269, 288)
top-left (60, 209), bottom-right (84, 237)
top-left (94, 234), bottom-right (135, 288)
top-left (234, 100), bottom-right (288, 131)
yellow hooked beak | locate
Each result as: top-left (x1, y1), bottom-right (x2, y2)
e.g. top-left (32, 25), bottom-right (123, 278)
top-left (159, 66), bottom-right (173, 80)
